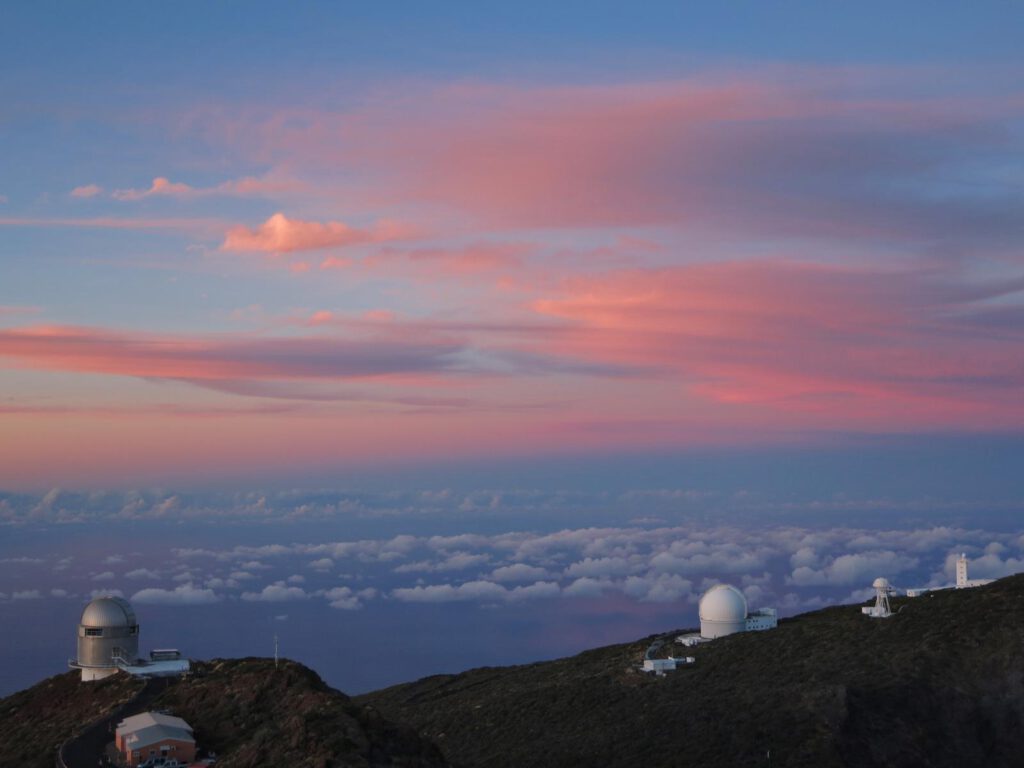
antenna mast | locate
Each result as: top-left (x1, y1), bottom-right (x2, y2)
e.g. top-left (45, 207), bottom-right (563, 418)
top-left (274, 633), bottom-right (279, 668)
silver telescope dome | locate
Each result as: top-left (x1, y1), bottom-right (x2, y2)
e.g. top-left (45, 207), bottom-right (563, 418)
top-left (71, 595), bottom-right (140, 681)
top-left (81, 596), bottom-right (137, 628)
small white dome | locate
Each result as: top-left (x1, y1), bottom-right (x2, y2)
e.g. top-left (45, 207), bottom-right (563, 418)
top-left (699, 584), bottom-right (748, 623)
top-left (872, 577), bottom-right (890, 589)
top-left (81, 596), bottom-right (137, 628)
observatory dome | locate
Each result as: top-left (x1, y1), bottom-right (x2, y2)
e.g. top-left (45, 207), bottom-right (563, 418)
top-left (699, 584), bottom-right (748, 639)
top-left (81, 596), bottom-right (137, 628)
top-left (72, 595), bottom-right (139, 681)
top-left (872, 577), bottom-right (890, 590)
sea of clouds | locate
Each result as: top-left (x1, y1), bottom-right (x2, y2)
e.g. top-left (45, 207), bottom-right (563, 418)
top-left (2, 486), bottom-right (1022, 697)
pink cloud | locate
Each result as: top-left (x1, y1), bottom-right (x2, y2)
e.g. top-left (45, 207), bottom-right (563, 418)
top-left (319, 255), bottom-right (353, 270)
top-left (306, 310), bottom-right (336, 326)
top-left (221, 212), bottom-right (410, 254)
top-left (0, 305), bottom-right (41, 318)
top-left (193, 75), bottom-right (1021, 247)
top-left (113, 176), bottom-right (194, 200)
top-left (112, 174), bottom-right (299, 201)
top-left (364, 243), bottom-right (525, 277)
top-left (0, 324), bottom-right (462, 383)
top-left (531, 261), bottom-right (1024, 428)
top-left (314, 244), bottom-right (524, 281)
top-left (70, 184), bottom-right (103, 198)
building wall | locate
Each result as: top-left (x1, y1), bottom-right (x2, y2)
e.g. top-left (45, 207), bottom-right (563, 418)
top-left (76, 623), bottom-right (139, 669)
top-left (124, 737), bottom-right (196, 767)
top-left (700, 619), bottom-right (746, 639)
top-left (745, 610), bottom-right (778, 631)
top-left (642, 657), bottom-right (694, 672)
top-left (80, 666), bottom-right (119, 682)
top-left (956, 556), bottom-right (968, 587)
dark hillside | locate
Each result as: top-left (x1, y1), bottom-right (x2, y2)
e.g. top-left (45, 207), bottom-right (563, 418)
top-left (4, 578), bottom-right (1023, 768)
top-left (151, 658), bottom-right (448, 768)
top-left (0, 659), bottom-right (448, 768)
top-left (0, 671), bottom-right (144, 768)
top-left (358, 575), bottom-right (1024, 768)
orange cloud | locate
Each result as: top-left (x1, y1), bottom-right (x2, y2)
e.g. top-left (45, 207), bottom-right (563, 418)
top-left (221, 212), bottom-right (410, 254)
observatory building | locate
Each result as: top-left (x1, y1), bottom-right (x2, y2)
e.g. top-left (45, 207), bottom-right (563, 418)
top-left (698, 584), bottom-right (777, 639)
top-left (905, 553), bottom-right (996, 597)
top-left (69, 595), bottom-right (140, 681)
top-left (675, 584), bottom-right (777, 646)
top-left (861, 577), bottom-right (894, 618)
top-left (69, 595), bottom-right (189, 681)
top-left (955, 553), bottom-right (994, 589)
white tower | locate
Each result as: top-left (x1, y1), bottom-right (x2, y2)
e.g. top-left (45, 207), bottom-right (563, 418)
top-left (956, 553), bottom-right (968, 588)
top-left (862, 577), bottom-right (892, 618)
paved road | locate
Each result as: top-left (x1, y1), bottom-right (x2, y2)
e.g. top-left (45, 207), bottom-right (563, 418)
top-left (58, 676), bottom-right (174, 768)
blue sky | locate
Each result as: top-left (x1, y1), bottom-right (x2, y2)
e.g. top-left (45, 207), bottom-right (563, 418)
top-left (1, 1), bottom-right (1023, 697)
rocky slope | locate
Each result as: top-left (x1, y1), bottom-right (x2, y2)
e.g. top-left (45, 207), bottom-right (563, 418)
top-left (358, 574), bottom-right (1024, 768)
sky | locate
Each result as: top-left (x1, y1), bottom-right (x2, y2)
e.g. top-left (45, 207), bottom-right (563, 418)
top-left (1, 2), bottom-right (1023, 697)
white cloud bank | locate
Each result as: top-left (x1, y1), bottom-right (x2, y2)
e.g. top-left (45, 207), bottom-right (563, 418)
top-left (131, 583), bottom-right (220, 605)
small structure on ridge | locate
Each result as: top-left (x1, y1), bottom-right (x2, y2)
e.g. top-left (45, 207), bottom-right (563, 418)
top-left (861, 577), bottom-right (893, 618)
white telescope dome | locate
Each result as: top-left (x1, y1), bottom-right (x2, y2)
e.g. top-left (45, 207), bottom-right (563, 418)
top-left (872, 577), bottom-right (890, 590)
top-left (699, 584), bottom-right (748, 639)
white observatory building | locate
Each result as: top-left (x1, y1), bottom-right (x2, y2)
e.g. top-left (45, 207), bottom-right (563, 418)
top-left (906, 552), bottom-right (997, 597)
top-left (69, 595), bottom-right (140, 681)
top-left (956, 553), bottom-right (994, 589)
top-left (698, 584), bottom-right (777, 639)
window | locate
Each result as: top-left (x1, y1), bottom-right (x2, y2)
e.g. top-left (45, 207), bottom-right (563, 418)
top-left (85, 628), bottom-right (103, 637)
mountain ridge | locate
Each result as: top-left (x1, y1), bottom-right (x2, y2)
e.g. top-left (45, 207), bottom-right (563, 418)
top-left (3, 575), bottom-right (1023, 767)
top-left (357, 574), bottom-right (1024, 768)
